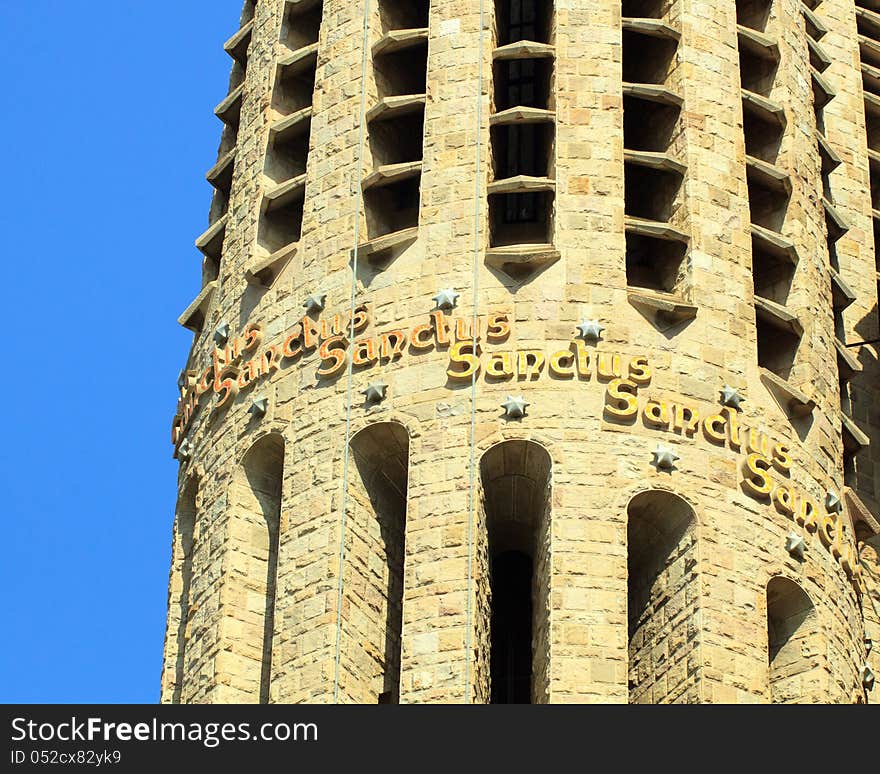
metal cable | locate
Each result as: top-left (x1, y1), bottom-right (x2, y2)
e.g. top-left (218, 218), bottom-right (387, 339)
top-left (465, 0), bottom-right (486, 704)
top-left (333, 0), bottom-right (372, 704)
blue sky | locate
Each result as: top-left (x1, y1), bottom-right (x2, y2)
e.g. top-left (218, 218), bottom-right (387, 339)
top-left (0, 1), bottom-right (244, 702)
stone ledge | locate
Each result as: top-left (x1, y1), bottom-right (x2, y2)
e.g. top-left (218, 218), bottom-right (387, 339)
top-left (627, 289), bottom-right (698, 322)
top-left (834, 338), bottom-right (862, 380)
top-left (366, 94), bottom-right (426, 123)
top-left (750, 223), bottom-right (798, 264)
top-left (195, 215), bottom-right (228, 261)
top-left (746, 155), bottom-right (791, 194)
top-left (492, 41), bottom-right (555, 60)
top-left (224, 20), bottom-right (253, 66)
top-left (262, 174), bottom-right (307, 213)
top-left (811, 67), bottom-right (836, 108)
top-left (278, 43), bottom-right (319, 79)
top-left (823, 198), bottom-right (850, 242)
top-left (830, 270), bottom-right (856, 311)
top-left (802, 3), bottom-right (828, 40)
top-left (270, 107), bottom-right (313, 146)
top-left (842, 412), bottom-right (870, 451)
top-left (759, 368), bottom-right (815, 417)
top-left (485, 244), bottom-right (560, 278)
top-left (372, 28), bottom-right (429, 57)
top-left (206, 148), bottom-right (236, 193)
top-left (736, 25), bottom-right (779, 61)
top-left (353, 227), bottom-right (419, 262)
top-left (178, 281), bottom-right (217, 333)
top-left (624, 216), bottom-right (690, 243)
top-left (624, 149), bottom-right (686, 176)
top-left (622, 18), bottom-right (681, 41)
top-left (742, 89), bottom-right (786, 128)
top-left (490, 106), bottom-right (555, 126)
top-left (816, 131), bottom-right (841, 174)
top-left (487, 175), bottom-right (555, 195)
top-left (363, 161), bottom-right (422, 191)
top-left (622, 82), bottom-right (683, 107)
top-left (214, 84), bottom-right (244, 127)
top-left (862, 61), bottom-right (880, 94)
top-left (246, 244), bottom-right (297, 289)
top-left (754, 295), bottom-right (803, 337)
top-left (807, 36), bottom-right (831, 71)
top-left (844, 487), bottom-right (880, 537)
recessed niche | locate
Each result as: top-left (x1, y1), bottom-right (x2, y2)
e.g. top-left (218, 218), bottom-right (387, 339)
top-left (489, 190), bottom-right (554, 247)
top-left (265, 131), bottom-right (309, 186)
top-left (752, 248), bottom-right (795, 306)
top-left (756, 317), bottom-right (799, 380)
top-left (739, 49), bottom-right (779, 96)
top-left (368, 111), bottom-right (425, 167)
top-left (747, 179), bottom-right (789, 233)
top-left (282, 2), bottom-right (322, 50)
top-left (496, 0), bottom-right (553, 46)
top-left (623, 95), bottom-right (680, 152)
top-left (364, 175), bottom-right (421, 241)
top-left (743, 111), bottom-right (783, 163)
top-left (272, 61), bottom-right (317, 115)
top-left (622, 31), bottom-right (677, 85)
top-left (736, 0), bottom-right (771, 32)
top-left (374, 45), bottom-right (428, 100)
top-left (622, 0), bottom-right (668, 18)
top-left (625, 231), bottom-right (687, 293)
top-left (624, 163), bottom-right (683, 222)
top-left (491, 123), bottom-right (555, 179)
top-left (379, 0), bottom-right (430, 33)
top-left (259, 199), bottom-right (304, 254)
top-left (493, 58), bottom-right (553, 112)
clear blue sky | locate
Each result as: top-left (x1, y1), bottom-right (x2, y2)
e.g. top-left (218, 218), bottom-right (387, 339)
top-left (0, 1), bottom-right (244, 702)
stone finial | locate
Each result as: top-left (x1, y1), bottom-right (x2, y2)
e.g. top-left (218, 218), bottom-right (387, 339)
top-left (303, 292), bottom-right (327, 314)
top-left (432, 288), bottom-right (460, 310)
top-left (720, 385), bottom-right (745, 411)
top-left (577, 319), bottom-right (605, 341)
top-left (785, 531), bottom-right (806, 560)
top-left (652, 443), bottom-right (679, 470)
top-left (362, 382), bottom-right (388, 404)
top-left (214, 322), bottom-right (230, 346)
top-left (501, 395), bottom-right (529, 419)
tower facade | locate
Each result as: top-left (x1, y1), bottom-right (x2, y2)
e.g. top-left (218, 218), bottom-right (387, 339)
top-left (163, 0), bottom-right (880, 703)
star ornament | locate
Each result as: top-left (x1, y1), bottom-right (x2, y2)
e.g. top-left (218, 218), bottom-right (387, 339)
top-left (362, 381), bottom-right (388, 404)
top-left (249, 396), bottom-right (269, 417)
top-left (785, 531), bottom-right (806, 560)
top-left (501, 395), bottom-right (529, 419)
top-left (577, 319), bottom-right (605, 341)
top-left (303, 292), bottom-right (327, 314)
top-left (652, 443), bottom-right (679, 470)
top-left (720, 385), bottom-right (745, 411)
top-left (214, 322), bottom-right (230, 346)
top-left (825, 490), bottom-right (842, 513)
top-left (433, 288), bottom-right (460, 311)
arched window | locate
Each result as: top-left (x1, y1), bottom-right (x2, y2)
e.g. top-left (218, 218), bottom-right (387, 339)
top-left (228, 434), bottom-right (284, 703)
top-left (162, 478), bottom-right (198, 704)
top-left (766, 576), bottom-right (823, 703)
top-left (347, 422), bottom-right (410, 703)
top-left (480, 440), bottom-right (552, 704)
top-left (627, 490), bottom-right (699, 703)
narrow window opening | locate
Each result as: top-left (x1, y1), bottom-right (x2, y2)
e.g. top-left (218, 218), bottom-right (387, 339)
top-left (623, 96), bottom-right (680, 152)
top-left (747, 179), bottom-right (789, 233)
top-left (752, 247), bottom-right (795, 305)
top-left (622, 32), bottom-right (677, 85)
top-left (736, 0), bottom-right (771, 32)
top-left (739, 50), bottom-right (778, 96)
top-left (766, 577), bottom-right (823, 703)
top-left (364, 176), bottom-right (422, 241)
top-left (490, 551), bottom-right (533, 703)
top-left (493, 58), bottom-right (553, 112)
top-left (622, 0), bottom-right (667, 18)
top-left (497, 0), bottom-right (552, 45)
top-left (743, 112), bottom-right (783, 163)
top-left (282, 3), bottom-right (322, 50)
top-left (379, 0), bottom-right (430, 32)
top-left (374, 46), bottom-right (429, 100)
top-left (756, 318), bottom-right (800, 379)
top-left (624, 164), bottom-right (683, 222)
top-left (272, 60), bottom-right (318, 116)
top-left (489, 191), bottom-right (554, 246)
top-left (625, 233), bottom-right (688, 293)
top-left (627, 491), bottom-right (698, 704)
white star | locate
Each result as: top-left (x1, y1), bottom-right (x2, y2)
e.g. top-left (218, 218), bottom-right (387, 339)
top-left (177, 438), bottom-right (193, 461)
top-left (825, 490), bottom-right (842, 513)
top-left (214, 322), bottom-right (230, 346)
top-left (432, 288), bottom-right (460, 310)
top-left (720, 385), bottom-right (745, 411)
top-left (785, 531), bottom-right (806, 560)
top-left (862, 665), bottom-right (875, 691)
top-left (248, 396), bottom-right (268, 417)
top-left (652, 443), bottom-right (679, 470)
top-left (362, 382), bottom-right (388, 404)
top-left (303, 293), bottom-right (327, 314)
top-left (577, 319), bottom-right (605, 341)
top-left (501, 395), bottom-right (529, 419)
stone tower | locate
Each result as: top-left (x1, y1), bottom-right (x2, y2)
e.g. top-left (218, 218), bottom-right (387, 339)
top-left (163, 0), bottom-right (880, 703)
